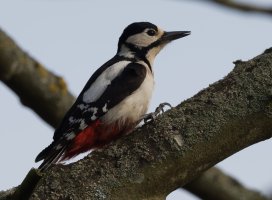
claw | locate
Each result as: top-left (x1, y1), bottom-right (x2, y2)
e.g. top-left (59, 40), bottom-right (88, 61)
top-left (155, 102), bottom-right (172, 113)
top-left (141, 102), bottom-right (172, 124)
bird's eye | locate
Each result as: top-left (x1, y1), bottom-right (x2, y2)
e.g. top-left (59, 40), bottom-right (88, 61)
top-left (147, 29), bottom-right (156, 36)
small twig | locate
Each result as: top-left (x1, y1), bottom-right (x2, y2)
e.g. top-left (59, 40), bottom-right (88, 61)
top-left (205, 0), bottom-right (272, 15)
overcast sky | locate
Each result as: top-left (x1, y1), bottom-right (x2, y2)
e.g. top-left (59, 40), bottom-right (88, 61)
top-left (0, 0), bottom-right (272, 199)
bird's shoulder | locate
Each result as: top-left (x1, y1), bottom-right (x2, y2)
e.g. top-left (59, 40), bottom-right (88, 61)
top-left (53, 56), bottom-right (147, 141)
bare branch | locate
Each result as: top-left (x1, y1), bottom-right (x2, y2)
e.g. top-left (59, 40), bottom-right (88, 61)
top-left (28, 48), bottom-right (272, 199)
top-left (0, 28), bottom-right (270, 199)
top-left (202, 0), bottom-right (272, 16)
top-left (0, 188), bottom-right (16, 200)
top-left (184, 167), bottom-right (267, 200)
top-left (0, 28), bottom-right (75, 128)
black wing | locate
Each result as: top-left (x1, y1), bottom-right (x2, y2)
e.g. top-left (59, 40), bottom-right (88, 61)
top-left (35, 61), bottom-right (146, 166)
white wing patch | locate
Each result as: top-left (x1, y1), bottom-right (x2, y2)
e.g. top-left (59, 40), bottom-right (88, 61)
top-left (77, 104), bottom-right (89, 110)
top-left (83, 61), bottom-right (131, 103)
top-left (102, 103), bottom-right (108, 112)
top-left (90, 107), bottom-right (98, 120)
top-left (55, 144), bottom-right (63, 150)
top-left (65, 132), bottom-right (76, 140)
top-left (79, 120), bottom-right (87, 130)
top-left (69, 117), bottom-right (82, 123)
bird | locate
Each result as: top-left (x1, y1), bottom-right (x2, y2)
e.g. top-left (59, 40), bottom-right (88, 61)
top-left (35, 22), bottom-right (190, 171)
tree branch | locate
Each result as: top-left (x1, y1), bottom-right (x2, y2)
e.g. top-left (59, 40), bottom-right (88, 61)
top-left (0, 28), bottom-right (75, 128)
top-left (0, 188), bottom-right (16, 200)
top-left (201, 0), bottom-right (272, 16)
top-left (184, 167), bottom-right (267, 200)
top-left (0, 27), bottom-right (270, 199)
top-left (27, 48), bottom-right (272, 199)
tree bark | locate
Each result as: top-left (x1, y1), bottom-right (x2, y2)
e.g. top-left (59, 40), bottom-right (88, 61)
top-left (0, 28), bottom-right (75, 128)
top-left (27, 48), bottom-right (272, 199)
top-left (1, 27), bottom-right (270, 199)
top-left (184, 168), bottom-right (267, 200)
top-left (200, 0), bottom-right (272, 16)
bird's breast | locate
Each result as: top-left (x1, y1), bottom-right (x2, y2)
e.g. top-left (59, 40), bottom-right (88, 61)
top-left (101, 71), bottom-right (154, 126)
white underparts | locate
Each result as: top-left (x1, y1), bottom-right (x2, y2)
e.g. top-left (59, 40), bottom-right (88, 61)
top-left (101, 65), bottom-right (154, 127)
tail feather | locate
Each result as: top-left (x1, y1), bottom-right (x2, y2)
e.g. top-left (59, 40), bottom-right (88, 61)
top-left (38, 144), bottom-right (68, 171)
top-left (35, 120), bottom-right (103, 171)
top-left (35, 142), bottom-right (55, 163)
top-left (36, 139), bottom-right (69, 171)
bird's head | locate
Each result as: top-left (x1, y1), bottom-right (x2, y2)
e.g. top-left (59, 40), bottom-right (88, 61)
top-left (117, 22), bottom-right (190, 66)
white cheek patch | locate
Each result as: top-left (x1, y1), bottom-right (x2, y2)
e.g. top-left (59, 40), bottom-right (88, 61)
top-left (126, 33), bottom-right (157, 47)
top-left (83, 61), bottom-right (130, 103)
top-left (126, 27), bottom-right (165, 48)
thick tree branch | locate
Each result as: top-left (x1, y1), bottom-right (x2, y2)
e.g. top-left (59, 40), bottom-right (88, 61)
top-left (0, 28), bottom-right (270, 199)
top-left (0, 28), bottom-right (75, 128)
top-left (184, 167), bottom-right (267, 200)
top-left (27, 49), bottom-right (272, 199)
top-left (202, 0), bottom-right (272, 16)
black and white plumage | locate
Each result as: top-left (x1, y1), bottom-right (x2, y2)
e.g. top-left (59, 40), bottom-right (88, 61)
top-left (35, 22), bottom-right (190, 170)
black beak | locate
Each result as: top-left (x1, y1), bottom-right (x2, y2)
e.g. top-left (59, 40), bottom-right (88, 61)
top-left (161, 31), bottom-right (191, 42)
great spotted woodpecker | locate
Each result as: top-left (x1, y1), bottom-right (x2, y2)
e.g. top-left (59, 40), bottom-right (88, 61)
top-left (35, 22), bottom-right (190, 170)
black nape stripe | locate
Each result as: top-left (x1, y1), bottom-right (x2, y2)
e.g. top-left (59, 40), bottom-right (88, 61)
top-left (124, 43), bottom-right (153, 72)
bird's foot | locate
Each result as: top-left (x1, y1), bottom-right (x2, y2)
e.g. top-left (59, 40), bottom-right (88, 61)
top-left (141, 102), bottom-right (172, 124)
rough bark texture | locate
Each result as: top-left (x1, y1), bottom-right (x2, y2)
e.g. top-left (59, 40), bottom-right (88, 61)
top-left (28, 49), bottom-right (272, 199)
top-left (1, 27), bottom-right (265, 200)
top-left (1, 26), bottom-right (271, 199)
top-left (0, 29), bottom-right (75, 128)
top-left (0, 188), bottom-right (16, 200)
top-left (184, 168), bottom-right (267, 200)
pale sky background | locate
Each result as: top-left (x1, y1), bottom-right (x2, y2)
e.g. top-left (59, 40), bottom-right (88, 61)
top-left (0, 0), bottom-right (272, 199)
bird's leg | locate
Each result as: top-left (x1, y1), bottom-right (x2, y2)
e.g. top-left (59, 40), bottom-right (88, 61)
top-left (141, 102), bottom-right (172, 124)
